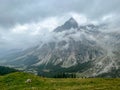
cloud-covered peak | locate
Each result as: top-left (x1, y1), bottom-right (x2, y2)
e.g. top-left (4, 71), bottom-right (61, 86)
top-left (68, 17), bottom-right (78, 24)
top-left (54, 17), bottom-right (78, 32)
top-left (0, 0), bottom-right (120, 51)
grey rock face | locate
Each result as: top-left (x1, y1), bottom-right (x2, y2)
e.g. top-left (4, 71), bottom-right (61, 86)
top-left (54, 17), bottom-right (78, 32)
top-left (0, 18), bottom-right (120, 77)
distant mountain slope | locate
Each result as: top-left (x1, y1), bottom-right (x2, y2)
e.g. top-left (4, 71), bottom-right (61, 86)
top-left (0, 17), bottom-right (120, 78)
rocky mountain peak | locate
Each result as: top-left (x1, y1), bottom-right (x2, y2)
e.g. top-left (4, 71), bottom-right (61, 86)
top-left (54, 17), bottom-right (78, 32)
top-left (67, 17), bottom-right (78, 24)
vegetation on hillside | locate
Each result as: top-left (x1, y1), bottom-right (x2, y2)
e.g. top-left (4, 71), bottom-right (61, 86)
top-left (0, 66), bottom-right (17, 75)
top-left (0, 72), bottom-right (120, 90)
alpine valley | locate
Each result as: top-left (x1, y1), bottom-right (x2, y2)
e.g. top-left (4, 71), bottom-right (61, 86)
top-left (0, 17), bottom-right (120, 78)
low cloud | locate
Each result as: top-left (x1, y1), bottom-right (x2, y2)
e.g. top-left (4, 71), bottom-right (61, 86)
top-left (0, 12), bottom-right (120, 51)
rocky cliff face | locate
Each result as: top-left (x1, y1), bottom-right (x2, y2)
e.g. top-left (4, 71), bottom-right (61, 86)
top-left (1, 18), bottom-right (120, 77)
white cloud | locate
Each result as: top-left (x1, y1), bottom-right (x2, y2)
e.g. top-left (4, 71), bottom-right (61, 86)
top-left (11, 17), bottom-right (59, 34)
top-left (12, 24), bottom-right (29, 34)
top-left (0, 16), bottom-right (60, 49)
top-left (38, 17), bottom-right (59, 32)
top-left (69, 12), bottom-right (88, 25)
top-left (102, 14), bottom-right (116, 22)
top-left (102, 14), bottom-right (114, 21)
top-left (0, 12), bottom-right (120, 50)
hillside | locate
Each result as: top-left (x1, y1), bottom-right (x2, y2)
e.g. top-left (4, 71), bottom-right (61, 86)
top-left (0, 66), bottom-right (17, 75)
top-left (0, 72), bottom-right (120, 90)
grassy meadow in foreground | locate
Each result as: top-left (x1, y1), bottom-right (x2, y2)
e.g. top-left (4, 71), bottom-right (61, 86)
top-left (0, 72), bottom-right (120, 90)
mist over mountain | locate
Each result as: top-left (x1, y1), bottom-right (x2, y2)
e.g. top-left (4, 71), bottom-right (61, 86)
top-left (54, 17), bottom-right (78, 32)
top-left (0, 0), bottom-right (120, 78)
top-left (0, 17), bottom-right (120, 77)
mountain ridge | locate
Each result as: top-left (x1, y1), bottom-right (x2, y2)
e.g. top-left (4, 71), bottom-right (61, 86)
top-left (54, 17), bottom-right (78, 32)
top-left (0, 17), bottom-right (120, 78)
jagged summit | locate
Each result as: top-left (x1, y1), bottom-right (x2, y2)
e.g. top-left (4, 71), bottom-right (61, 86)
top-left (68, 17), bottom-right (78, 24)
top-left (54, 17), bottom-right (78, 32)
top-left (68, 17), bottom-right (77, 23)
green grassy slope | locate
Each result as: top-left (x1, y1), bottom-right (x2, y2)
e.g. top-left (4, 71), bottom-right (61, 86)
top-left (0, 72), bottom-right (120, 90)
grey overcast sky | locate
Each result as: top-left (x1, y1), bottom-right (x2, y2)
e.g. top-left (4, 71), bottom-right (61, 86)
top-left (0, 0), bottom-right (120, 50)
top-left (0, 0), bottom-right (120, 28)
